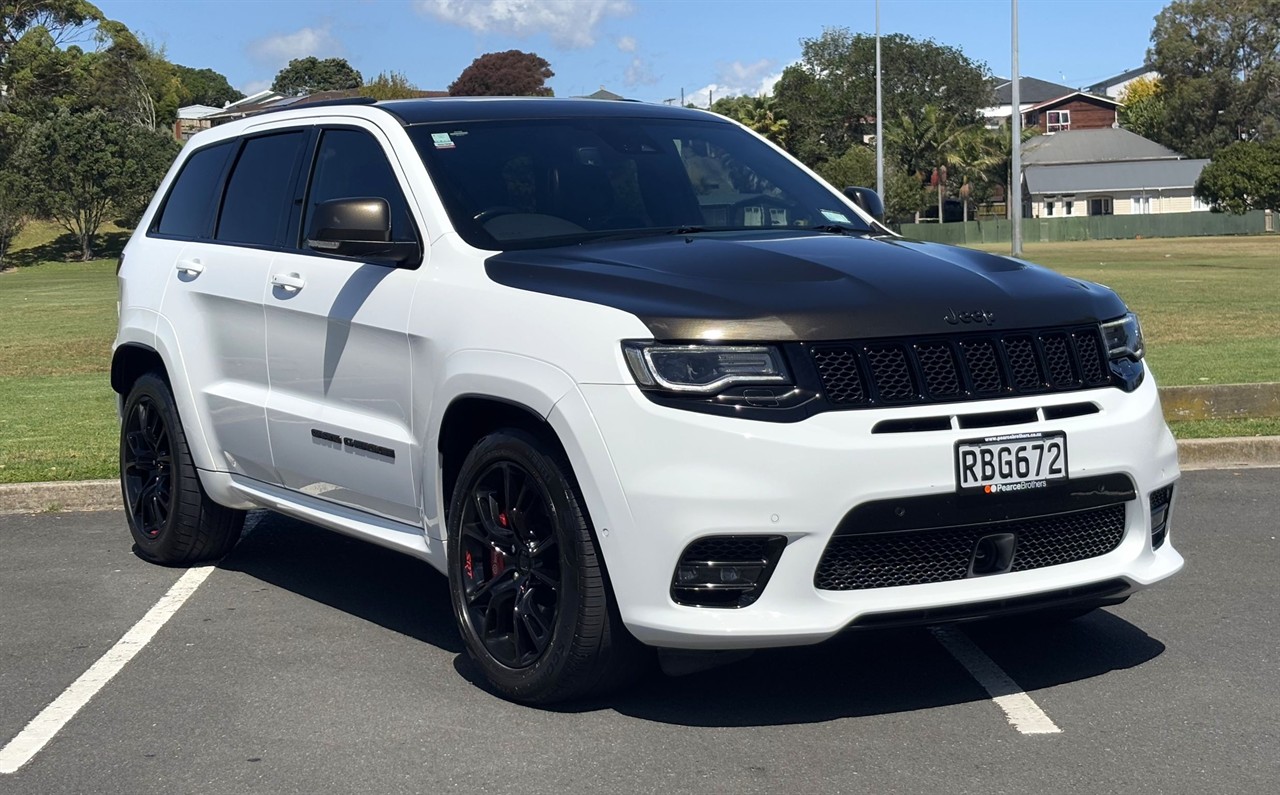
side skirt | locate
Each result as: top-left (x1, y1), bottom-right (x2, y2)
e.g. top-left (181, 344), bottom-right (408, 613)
top-left (225, 473), bottom-right (447, 574)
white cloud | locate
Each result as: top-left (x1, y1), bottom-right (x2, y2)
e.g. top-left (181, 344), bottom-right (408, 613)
top-left (248, 25), bottom-right (343, 64)
top-left (684, 59), bottom-right (788, 107)
top-left (416, 0), bottom-right (631, 49)
top-left (624, 56), bottom-right (658, 88)
top-left (239, 79), bottom-right (273, 97)
top-left (616, 35), bottom-right (637, 53)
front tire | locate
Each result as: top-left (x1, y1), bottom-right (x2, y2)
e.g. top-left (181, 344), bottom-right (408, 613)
top-left (120, 372), bottom-right (244, 565)
top-left (447, 429), bottom-right (647, 704)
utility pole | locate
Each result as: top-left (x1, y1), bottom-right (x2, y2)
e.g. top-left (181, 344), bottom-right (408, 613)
top-left (1010, 0), bottom-right (1024, 256)
top-left (875, 0), bottom-right (884, 200)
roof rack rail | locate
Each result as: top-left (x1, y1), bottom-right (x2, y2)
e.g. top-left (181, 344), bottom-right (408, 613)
top-left (256, 95), bottom-right (379, 117)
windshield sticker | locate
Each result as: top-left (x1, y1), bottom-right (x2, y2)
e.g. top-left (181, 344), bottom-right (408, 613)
top-left (821, 209), bottom-right (851, 224)
top-left (431, 132), bottom-right (456, 149)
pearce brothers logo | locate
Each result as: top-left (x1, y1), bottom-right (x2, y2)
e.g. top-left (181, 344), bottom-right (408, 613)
top-left (944, 308), bottom-right (996, 326)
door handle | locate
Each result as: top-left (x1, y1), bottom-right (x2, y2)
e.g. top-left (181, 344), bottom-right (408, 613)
top-left (175, 258), bottom-right (204, 276)
top-left (271, 272), bottom-right (305, 293)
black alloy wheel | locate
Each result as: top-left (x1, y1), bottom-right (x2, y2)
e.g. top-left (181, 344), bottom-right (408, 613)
top-left (457, 460), bottom-right (561, 669)
top-left (122, 395), bottom-right (174, 538)
top-left (119, 372), bottom-right (244, 565)
top-left (447, 429), bottom-right (649, 703)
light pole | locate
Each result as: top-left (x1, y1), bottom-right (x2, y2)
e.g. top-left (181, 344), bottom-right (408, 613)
top-left (875, 0), bottom-right (884, 200)
top-left (1010, 0), bottom-right (1024, 256)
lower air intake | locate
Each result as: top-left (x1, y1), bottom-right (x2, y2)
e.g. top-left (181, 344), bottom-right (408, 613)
top-left (815, 504), bottom-right (1126, 591)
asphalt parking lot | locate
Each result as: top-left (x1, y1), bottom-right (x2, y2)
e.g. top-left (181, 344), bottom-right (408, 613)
top-left (1, 468), bottom-right (1276, 794)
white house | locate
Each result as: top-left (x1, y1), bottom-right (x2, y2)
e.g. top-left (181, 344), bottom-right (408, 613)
top-left (1021, 128), bottom-right (1210, 218)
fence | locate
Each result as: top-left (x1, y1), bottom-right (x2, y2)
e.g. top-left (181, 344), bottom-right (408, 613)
top-left (897, 210), bottom-right (1273, 245)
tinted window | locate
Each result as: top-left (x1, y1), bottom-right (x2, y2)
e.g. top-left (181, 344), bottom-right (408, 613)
top-left (216, 131), bottom-right (307, 246)
top-left (303, 129), bottom-right (417, 243)
top-left (155, 142), bottom-right (233, 238)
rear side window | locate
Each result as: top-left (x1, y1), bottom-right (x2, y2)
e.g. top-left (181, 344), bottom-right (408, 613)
top-left (154, 142), bottom-right (233, 238)
top-left (303, 129), bottom-right (418, 243)
top-left (216, 131), bottom-right (308, 247)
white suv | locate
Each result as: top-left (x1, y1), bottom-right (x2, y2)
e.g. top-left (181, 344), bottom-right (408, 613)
top-left (114, 97), bottom-right (1183, 703)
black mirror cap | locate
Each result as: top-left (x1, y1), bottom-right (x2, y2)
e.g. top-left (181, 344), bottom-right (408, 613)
top-left (306, 197), bottom-right (420, 267)
top-left (310, 197), bottom-right (391, 243)
top-left (843, 186), bottom-right (885, 223)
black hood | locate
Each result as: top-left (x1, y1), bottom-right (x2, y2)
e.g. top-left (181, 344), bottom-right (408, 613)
top-left (484, 232), bottom-right (1128, 341)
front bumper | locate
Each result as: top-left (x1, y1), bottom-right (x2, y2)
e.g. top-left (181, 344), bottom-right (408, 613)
top-left (551, 368), bottom-right (1182, 650)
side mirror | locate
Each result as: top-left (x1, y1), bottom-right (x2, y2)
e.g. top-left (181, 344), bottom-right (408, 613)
top-left (843, 186), bottom-right (885, 223)
top-left (306, 197), bottom-right (419, 266)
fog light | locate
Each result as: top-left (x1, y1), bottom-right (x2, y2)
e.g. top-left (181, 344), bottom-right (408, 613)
top-left (670, 536), bottom-right (787, 608)
top-left (1149, 484), bottom-right (1174, 550)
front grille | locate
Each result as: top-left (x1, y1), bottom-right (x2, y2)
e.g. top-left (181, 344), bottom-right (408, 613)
top-left (815, 504), bottom-right (1127, 591)
top-left (811, 325), bottom-right (1111, 408)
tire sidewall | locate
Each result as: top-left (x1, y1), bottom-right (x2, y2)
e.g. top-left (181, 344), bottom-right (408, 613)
top-left (446, 431), bottom-right (588, 700)
top-left (120, 374), bottom-right (184, 557)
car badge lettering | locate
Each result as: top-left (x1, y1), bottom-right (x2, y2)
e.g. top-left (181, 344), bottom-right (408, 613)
top-left (944, 308), bottom-right (996, 326)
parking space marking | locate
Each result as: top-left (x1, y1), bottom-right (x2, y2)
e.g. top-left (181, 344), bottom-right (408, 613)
top-left (0, 565), bottom-right (216, 775)
top-left (930, 626), bottom-right (1061, 735)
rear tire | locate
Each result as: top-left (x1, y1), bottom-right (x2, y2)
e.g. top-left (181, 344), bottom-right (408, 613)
top-left (120, 372), bottom-right (244, 565)
top-left (447, 429), bottom-right (648, 704)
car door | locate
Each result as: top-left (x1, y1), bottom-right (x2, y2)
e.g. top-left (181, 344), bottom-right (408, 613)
top-left (158, 130), bottom-right (310, 482)
top-left (263, 124), bottom-right (424, 525)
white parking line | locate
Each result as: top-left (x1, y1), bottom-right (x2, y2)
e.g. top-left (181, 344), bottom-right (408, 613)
top-left (0, 565), bottom-right (216, 774)
top-left (931, 626), bottom-right (1062, 735)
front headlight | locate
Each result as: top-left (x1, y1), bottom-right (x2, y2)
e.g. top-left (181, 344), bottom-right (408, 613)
top-left (1100, 312), bottom-right (1145, 391)
top-left (1101, 312), bottom-right (1144, 361)
top-left (622, 342), bottom-right (791, 394)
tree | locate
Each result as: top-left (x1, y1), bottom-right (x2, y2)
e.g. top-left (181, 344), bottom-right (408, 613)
top-left (815, 144), bottom-right (876, 193)
top-left (271, 56), bottom-right (362, 97)
top-left (0, 116), bottom-right (28, 267)
top-left (1117, 75), bottom-right (1167, 142)
top-left (16, 109), bottom-right (179, 259)
top-left (174, 64), bottom-right (243, 107)
top-left (0, 0), bottom-right (101, 63)
top-left (0, 24), bottom-right (90, 118)
top-left (1148, 0), bottom-right (1280, 157)
top-left (360, 70), bottom-right (421, 100)
top-left (1195, 139), bottom-right (1280, 213)
top-left (710, 94), bottom-right (789, 147)
top-left (448, 50), bottom-right (553, 97)
top-left (773, 28), bottom-right (992, 170)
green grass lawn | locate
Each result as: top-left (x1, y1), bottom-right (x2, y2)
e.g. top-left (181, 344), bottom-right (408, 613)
top-left (970, 236), bottom-right (1280, 386)
top-left (0, 232), bottom-right (1276, 484)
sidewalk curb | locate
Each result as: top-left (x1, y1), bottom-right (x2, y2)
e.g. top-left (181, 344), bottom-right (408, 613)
top-left (0, 479), bottom-right (119, 515)
top-left (1176, 436), bottom-right (1280, 470)
top-left (3, 438), bottom-right (1277, 515)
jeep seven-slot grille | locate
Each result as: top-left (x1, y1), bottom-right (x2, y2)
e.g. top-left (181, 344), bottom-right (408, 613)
top-left (811, 326), bottom-right (1110, 408)
top-left (814, 504), bottom-right (1126, 591)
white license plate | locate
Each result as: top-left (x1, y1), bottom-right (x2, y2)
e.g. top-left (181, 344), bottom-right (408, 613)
top-left (955, 432), bottom-right (1068, 493)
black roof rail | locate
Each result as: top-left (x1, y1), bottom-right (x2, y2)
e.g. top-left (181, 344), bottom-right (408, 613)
top-left (255, 95), bottom-right (379, 116)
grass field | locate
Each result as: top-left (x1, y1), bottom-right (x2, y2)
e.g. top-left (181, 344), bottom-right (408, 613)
top-left (970, 236), bottom-right (1280, 387)
top-left (0, 230), bottom-right (1276, 484)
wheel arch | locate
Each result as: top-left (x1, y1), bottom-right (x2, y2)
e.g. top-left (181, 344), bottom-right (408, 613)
top-left (111, 342), bottom-right (168, 396)
top-left (437, 395), bottom-right (567, 528)
top-left (111, 325), bottom-right (218, 475)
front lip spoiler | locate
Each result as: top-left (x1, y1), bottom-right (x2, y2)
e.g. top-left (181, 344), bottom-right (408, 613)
top-left (841, 578), bottom-right (1133, 631)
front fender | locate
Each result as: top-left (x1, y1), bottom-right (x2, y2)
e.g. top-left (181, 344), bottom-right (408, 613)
top-left (421, 350), bottom-right (577, 538)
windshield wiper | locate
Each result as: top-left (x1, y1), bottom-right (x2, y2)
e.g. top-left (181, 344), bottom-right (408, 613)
top-left (808, 224), bottom-right (867, 236)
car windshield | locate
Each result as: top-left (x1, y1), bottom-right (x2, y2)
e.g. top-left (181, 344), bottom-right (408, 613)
top-left (407, 116), bottom-right (874, 250)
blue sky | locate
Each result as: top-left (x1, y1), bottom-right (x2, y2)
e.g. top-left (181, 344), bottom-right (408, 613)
top-left (95, 0), bottom-right (1169, 106)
